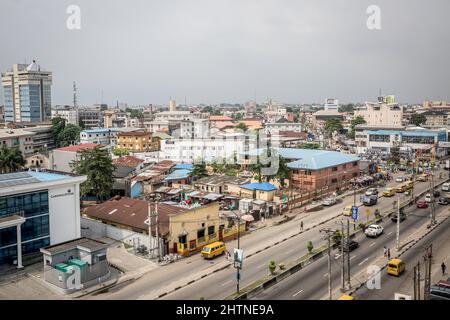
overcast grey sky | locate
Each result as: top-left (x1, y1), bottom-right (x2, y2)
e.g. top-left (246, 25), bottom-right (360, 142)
top-left (1, 0), bottom-right (449, 106)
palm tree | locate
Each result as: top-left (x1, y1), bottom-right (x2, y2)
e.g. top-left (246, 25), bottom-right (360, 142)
top-left (0, 146), bottom-right (26, 173)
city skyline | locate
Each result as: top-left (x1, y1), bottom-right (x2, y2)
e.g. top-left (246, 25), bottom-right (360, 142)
top-left (1, 0), bottom-right (450, 106)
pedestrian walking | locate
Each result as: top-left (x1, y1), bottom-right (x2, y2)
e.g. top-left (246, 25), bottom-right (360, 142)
top-left (387, 248), bottom-right (391, 260)
top-left (300, 220), bottom-right (304, 231)
top-left (442, 262), bottom-right (447, 276)
top-left (383, 246), bottom-right (387, 257)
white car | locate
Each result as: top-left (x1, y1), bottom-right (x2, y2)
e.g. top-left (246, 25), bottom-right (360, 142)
top-left (442, 183), bottom-right (450, 192)
top-left (322, 197), bottom-right (337, 206)
top-left (364, 224), bottom-right (384, 238)
top-left (395, 176), bottom-right (404, 183)
top-left (425, 193), bottom-right (432, 203)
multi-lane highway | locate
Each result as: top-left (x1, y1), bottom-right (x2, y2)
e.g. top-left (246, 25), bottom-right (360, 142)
top-left (250, 199), bottom-right (447, 300)
top-left (158, 173), bottom-right (445, 300)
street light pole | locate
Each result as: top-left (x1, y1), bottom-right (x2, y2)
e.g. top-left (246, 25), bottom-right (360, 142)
top-left (396, 194), bottom-right (400, 251)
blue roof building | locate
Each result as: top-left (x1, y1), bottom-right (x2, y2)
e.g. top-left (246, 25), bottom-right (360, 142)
top-left (240, 182), bottom-right (278, 191)
top-left (243, 148), bottom-right (361, 170)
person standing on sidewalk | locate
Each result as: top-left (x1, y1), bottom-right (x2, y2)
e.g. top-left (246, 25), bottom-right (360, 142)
top-left (300, 220), bottom-right (304, 232)
top-left (383, 246), bottom-right (387, 257)
top-left (387, 248), bottom-right (391, 260)
top-left (442, 262), bottom-right (447, 276)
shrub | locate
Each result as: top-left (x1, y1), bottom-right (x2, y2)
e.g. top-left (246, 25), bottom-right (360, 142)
top-left (307, 241), bottom-right (314, 254)
top-left (278, 263), bottom-right (285, 270)
top-left (268, 260), bottom-right (277, 274)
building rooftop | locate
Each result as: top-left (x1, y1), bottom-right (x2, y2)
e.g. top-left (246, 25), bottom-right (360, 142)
top-left (194, 174), bottom-right (251, 186)
top-left (40, 237), bottom-right (108, 255)
top-left (174, 163), bottom-right (193, 170)
top-left (117, 131), bottom-right (149, 137)
top-left (0, 128), bottom-right (36, 139)
top-left (243, 148), bottom-right (361, 170)
top-left (240, 182), bottom-right (278, 192)
top-left (113, 156), bottom-right (144, 168)
top-left (152, 132), bottom-right (172, 140)
top-left (209, 116), bottom-right (233, 121)
top-left (55, 143), bottom-right (99, 153)
top-left (0, 170), bottom-right (71, 189)
top-left (164, 169), bottom-right (191, 181)
top-left (83, 197), bottom-right (189, 236)
top-left (367, 130), bottom-right (442, 137)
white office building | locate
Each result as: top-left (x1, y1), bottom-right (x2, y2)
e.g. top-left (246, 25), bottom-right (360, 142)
top-left (324, 99), bottom-right (339, 111)
top-left (160, 133), bottom-right (256, 163)
top-left (0, 170), bottom-right (86, 268)
top-left (51, 106), bottom-right (79, 125)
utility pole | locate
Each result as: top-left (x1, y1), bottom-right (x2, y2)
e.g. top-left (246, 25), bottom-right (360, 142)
top-left (423, 244), bottom-right (432, 300)
top-left (346, 219), bottom-right (351, 290)
top-left (155, 201), bottom-right (161, 262)
top-left (396, 194), bottom-right (400, 250)
top-left (148, 202), bottom-right (153, 258)
top-left (340, 222), bottom-right (345, 292)
top-left (320, 228), bottom-right (335, 300)
top-left (417, 262), bottom-right (421, 300)
top-left (413, 265), bottom-right (417, 300)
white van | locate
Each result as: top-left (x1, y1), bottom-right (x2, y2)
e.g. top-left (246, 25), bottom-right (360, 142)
top-left (442, 183), bottom-right (450, 192)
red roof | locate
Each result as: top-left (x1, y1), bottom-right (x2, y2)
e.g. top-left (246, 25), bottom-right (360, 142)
top-left (209, 116), bottom-right (233, 121)
top-left (56, 143), bottom-right (99, 152)
top-left (113, 156), bottom-right (144, 168)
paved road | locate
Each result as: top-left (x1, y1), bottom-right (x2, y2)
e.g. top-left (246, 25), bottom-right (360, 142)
top-left (353, 207), bottom-right (450, 300)
top-left (159, 175), bottom-right (445, 300)
top-left (88, 171), bottom-right (446, 300)
top-left (250, 200), bottom-right (447, 300)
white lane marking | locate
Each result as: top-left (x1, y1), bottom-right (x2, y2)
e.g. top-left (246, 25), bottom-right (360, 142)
top-left (292, 289), bottom-right (304, 297)
top-left (387, 231), bottom-right (393, 236)
top-left (221, 280), bottom-right (232, 286)
top-left (350, 255), bottom-right (357, 261)
top-left (286, 248), bottom-right (295, 254)
top-left (369, 242), bottom-right (376, 247)
top-left (323, 273), bottom-right (329, 278)
top-left (335, 253), bottom-right (342, 260)
top-left (358, 258), bottom-right (369, 266)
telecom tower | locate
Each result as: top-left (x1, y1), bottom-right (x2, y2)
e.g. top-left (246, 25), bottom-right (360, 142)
top-left (73, 81), bottom-right (78, 108)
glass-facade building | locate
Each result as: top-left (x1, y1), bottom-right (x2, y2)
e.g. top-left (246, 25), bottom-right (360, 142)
top-left (0, 190), bottom-right (50, 264)
top-left (3, 85), bottom-right (14, 123)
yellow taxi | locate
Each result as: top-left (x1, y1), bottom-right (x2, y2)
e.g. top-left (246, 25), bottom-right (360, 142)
top-left (417, 173), bottom-right (428, 182)
top-left (386, 258), bottom-right (406, 276)
top-left (338, 294), bottom-right (354, 300)
top-left (383, 188), bottom-right (395, 197)
top-left (201, 242), bottom-right (226, 259)
top-left (342, 205), bottom-right (352, 216)
top-left (395, 183), bottom-right (408, 193)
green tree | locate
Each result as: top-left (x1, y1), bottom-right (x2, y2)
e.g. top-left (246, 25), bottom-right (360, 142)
top-left (323, 118), bottom-right (343, 138)
top-left (339, 103), bottom-right (355, 113)
top-left (348, 116), bottom-right (366, 139)
top-left (307, 241), bottom-right (314, 254)
top-left (235, 122), bottom-right (248, 132)
top-left (299, 142), bottom-right (320, 149)
top-left (126, 108), bottom-right (143, 119)
top-left (113, 147), bottom-right (129, 157)
top-left (388, 146), bottom-right (401, 165)
top-left (58, 124), bottom-right (81, 147)
top-left (409, 112), bottom-right (427, 126)
top-left (232, 113), bottom-right (244, 121)
top-left (51, 117), bottom-right (66, 145)
top-left (191, 162), bottom-right (208, 179)
top-left (249, 148), bottom-right (289, 187)
top-left (71, 147), bottom-right (115, 203)
top-left (0, 146), bottom-right (26, 173)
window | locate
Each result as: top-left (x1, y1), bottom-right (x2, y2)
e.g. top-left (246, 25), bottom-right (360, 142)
top-left (208, 226), bottom-right (215, 235)
top-left (332, 167), bottom-right (338, 172)
top-left (331, 178), bottom-right (338, 184)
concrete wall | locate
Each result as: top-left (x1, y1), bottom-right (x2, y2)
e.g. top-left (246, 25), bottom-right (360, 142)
top-left (50, 150), bottom-right (76, 173)
top-left (81, 217), bottom-right (153, 249)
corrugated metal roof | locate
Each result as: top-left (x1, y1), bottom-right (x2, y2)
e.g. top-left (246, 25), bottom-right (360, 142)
top-left (240, 182), bottom-right (278, 191)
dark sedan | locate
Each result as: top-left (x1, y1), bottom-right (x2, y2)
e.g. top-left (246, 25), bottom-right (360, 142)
top-left (438, 196), bottom-right (450, 205)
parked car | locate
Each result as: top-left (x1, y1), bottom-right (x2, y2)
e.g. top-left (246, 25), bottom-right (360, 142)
top-left (438, 196), bottom-right (450, 205)
top-left (383, 188), bottom-right (395, 197)
top-left (425, 193), bottom-right (432, 203)
top-left (391, 211), bottom-right (406, 222)
top-left (433, 190), bottom-right (441, 198)
top-left (417, 199), bottom-right (428, 208)
top-left (395, 176), bottom-right (405, 183)
top-left (364, 224), bottom-right (384, 238)
top-left (398, 165), bottom-right (407, 171)
top-left (365, 188), bottom-right (378, 197)
top-left (322, 197), bottom-right (337, 206)
top-left (338, 239), bottom-right (359, 252)
top-left (342, 205), bottom-right (352, 216)
top-left (442, 183), bottom-right (450, 192)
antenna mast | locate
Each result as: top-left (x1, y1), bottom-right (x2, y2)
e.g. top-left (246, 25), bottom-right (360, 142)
top-left (73, 81), bottom-right (78, 108)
